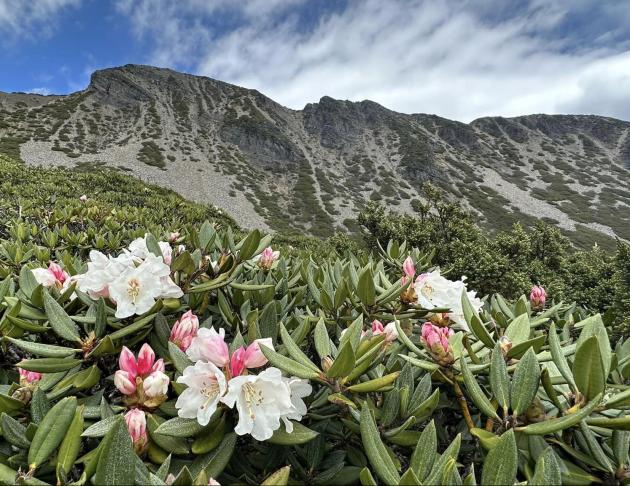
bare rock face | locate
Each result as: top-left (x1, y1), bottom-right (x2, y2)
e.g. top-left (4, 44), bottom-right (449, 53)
top-left (1, 64), bottom-right (629, 244)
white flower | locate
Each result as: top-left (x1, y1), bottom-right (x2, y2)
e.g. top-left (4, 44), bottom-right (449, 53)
top-left (127, 235), bottom-right (175, 265)
top-left (108, 262), bottom-right (164, 318)
top-left (76, 250), bottom-right (133, 299)
top-left (414, 269), bottom-right (482, 330)
top-left (142, 370), bottom-right (170, 398)
top-left (280, 377), bottom-right (312, 432)
top-left (176, 361), bottom-right (227, 426)
top-left (221, 367), bottom-right (294, 441)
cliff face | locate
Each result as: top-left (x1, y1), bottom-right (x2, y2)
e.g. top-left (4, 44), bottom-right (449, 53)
top-left (1, 64), bottom-right (629, 244)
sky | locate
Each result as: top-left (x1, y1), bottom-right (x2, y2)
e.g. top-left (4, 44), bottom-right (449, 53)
top-left (1, 0), bottom-right (629, 122)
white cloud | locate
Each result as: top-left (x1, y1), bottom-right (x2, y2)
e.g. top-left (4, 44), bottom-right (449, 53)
top-left (28, 87), bottom-right (52, 95)
top-left (0, 0), bottom-right (81, 38)
top-left (118, 0), bottom-right (630, 121)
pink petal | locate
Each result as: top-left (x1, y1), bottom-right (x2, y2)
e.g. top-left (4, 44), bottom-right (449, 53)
top-left (136, 343), bottom-right (155, 376)
top-left (119, 346), bottom-right (138, 376)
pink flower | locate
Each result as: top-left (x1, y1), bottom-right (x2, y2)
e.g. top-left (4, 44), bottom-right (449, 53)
top-left (79, 194), bottom-right (88, 202)
top-left (421, 323), bottom-right (454, 365)
top-left (170, 310), bottom-right (199, 351)
top-left (254, 247), bottom-right (279, 270)
top-left (371, 320), bottom-right (398, 343)
top-left (402, 257), bottom-right (415, 279)
top-left (186, 327), bottom-right (230, 367)
top-left (530, 285), bottom-right (546, 311)
top-left (31, 262), bottom-right (69, 289)
top-left (207, 479), bottom-right (220, 486)
top-left (137, 343), bottom-right (156, 376)
top-left (119, 346), bottom-right (138, 377)
top-left (230, 338), bottom-right (273, 377)
top-left (124, 409), bottom-right (148, 452)
top-left (114, 370), bottom-right (136, 395)
top-left (143, 370), bottom-right (170, 397)
top-left (18, 368), bottom-right (42, 385)
top-left (169, 232), bottom-right (180, 242)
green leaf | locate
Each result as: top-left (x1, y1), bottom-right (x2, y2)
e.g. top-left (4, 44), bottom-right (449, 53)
top-left (1, 413), bottom-right (31, 448)
top-left (573, 336), bottom-right (606, 401)
top-left (504, 313), bottom-right (531, 345)
top-left (154, 417), bottom-right (206, 438)
top-left (82, 415), bottom-right (119, 437)
top-left (327, 342), bottom-right (356, 378)
top-left (147, 414), bottom-right (189, 455)
top-left (409, 420), bottom-right (436, 480)
top-left (510, 348), bottom-right (540, 416)
top-left (6, 337), bottom-right (78, 357)
top-left (548, 323), bottom-right (576, 390)
top-left (28, 396), bottom-right (77, 469)
top-left (260, 343), bottom-right (320, 380)
top-left (461, 357), bottom-right (499, 420)
top-left (279, 323), bottom-right (320, 372)
top-left (357, 266), bottom-right (375, 307)
top-left (346, 372), bottom-right (400, 393)
top-left (530, 447), bottom-right (562, 485)
top-left (490, 344), bottom-right (510, 412)
top-left (314, 317), bottom-right (332, 360)
top-left (93, 416), bottom-right (135, 485)
top-left (359, 403), bottom-right (400, 485)
top-left (145, 233), bottom-right (163, 258)
top-left (462, 290), bottom-right (494, 348)
top-left (480, 429), bottom-right (518, 486)
top-left (189, 432), bottom-right (236, 479)
top-left (267, 421), bottom-right (319, 445)
top-left (423, 435), bottom-right (461, 485)
top-left (517, 393), bottom-right (602, 435)
top-left (470, 428), bottom-right (500, 450)
top-left (238, 229), bottom-right (261, 260)
top-left (18, 357), bottom-right (82, 373)
top-left (168, 341), bottom-right (193, 374)
top-left (56, 406), bottom-right (84, 484)
top-left (43, 291), bottom-right (81, 342)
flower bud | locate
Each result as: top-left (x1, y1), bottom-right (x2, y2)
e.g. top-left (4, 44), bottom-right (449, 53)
top-left (143, 370), bottom-right (170, 398)
top-left (136, 343), bottom-right (156, 376)
top-left (170, 310), bottom-right (199, 351)
top-left (255, 247), bottom-right (279, 270)
top-left (124, 408), bottom-right (148, 454)
top-left (230, 347), bottom-right (247, 377)
top-left (421, 323), bottom-right (454, 366)
top-left (321, 356), bottom-right (334, 373)
top-left (530, 285), bottom-right (546, 311)
top-left (169, 231), bottom-right (180, 242)
top-left (114, 370), bottom-right (137, 395)
top-left (499, 335), bottom-right (513, 355)
top-left (119, 346), bottom-right (138, 376)
top-left (18, 368), bottom-right (42, 385)
top-left (79, 194), bottom-right (88, 202)
top-left (402, 256), bottom-right (415, 279)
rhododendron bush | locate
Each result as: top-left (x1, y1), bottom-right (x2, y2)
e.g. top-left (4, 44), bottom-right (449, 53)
top-left (2, 224), bottom-right (630, 486)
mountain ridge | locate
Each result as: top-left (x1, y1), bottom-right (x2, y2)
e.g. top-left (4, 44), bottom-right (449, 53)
top-left (1, 64), bottom-right (629, 246)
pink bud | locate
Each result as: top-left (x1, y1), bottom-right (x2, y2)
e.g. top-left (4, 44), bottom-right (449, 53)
top-left (371, 320), bottom-right (385, 335)
top-left (230, 347), bottom-right (247, 377)
top-left (152, 358), bottom-right (166, 373)
top-left (207, 478), bottom-right (220, 486)
top-left (243, 338), bottom-right (273, 369)
top-left (136, 343), bottom-right (156, 377)
top-left (257, 247), bottom-right (279, 269)
top-left (382, 322), bottom-right (399, 343)
top-left (143, 370), bottom-right (169, 398)
top-left (530, 285), bottom-right (546, 310)
top-left (186, 328), bottom-right (230, 367)
top-left (114, 370), bottom-right (137, 395)
top-left (18, 368), bottom-right (42, 384)
top-left (169, 232), bottom-right (180, 242)
top-left (79, 194), bottom-right (88, 202)
top-left (124, 408), bottom-right (147, 448)
top-left (169, 311), bottom-right (199, 351)
top-left (402, 257), bottom-right (415, 279)
top-left (119, 346), bottom-right (138, 377)
top-left (421, 323), bottom-right (453, 355)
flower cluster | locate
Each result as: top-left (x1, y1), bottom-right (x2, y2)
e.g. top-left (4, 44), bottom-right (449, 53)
top-left (414, 269), bottom-right (483, 330)
top-left (421, 323), bottom-right (454, 366)
top-left (252, 246), bottom-right (279, 270)
top-left (75, 235), bottom-right (184, 318)
top-left (169, 310), bottom-right (199, 351)
top-left (530, 285), bottom-right (546, 311)
top-left (176, 328), bottom-right (312, 441)
top-left (114, 344), bottom-right (170, 408)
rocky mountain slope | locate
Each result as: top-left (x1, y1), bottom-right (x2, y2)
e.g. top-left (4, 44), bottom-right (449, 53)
top-left (1, 64), bottom-right (629, 246)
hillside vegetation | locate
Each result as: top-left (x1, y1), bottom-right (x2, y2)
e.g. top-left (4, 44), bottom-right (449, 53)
top-left (1, 64), bottom-right (630, 245)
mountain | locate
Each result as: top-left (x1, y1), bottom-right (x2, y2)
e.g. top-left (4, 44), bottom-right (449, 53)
top-left (1, 64), bottom-right (629, 246)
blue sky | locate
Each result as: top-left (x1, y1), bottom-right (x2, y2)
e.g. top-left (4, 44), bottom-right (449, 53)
top-left (1, 0), bottom-right (629, 121)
